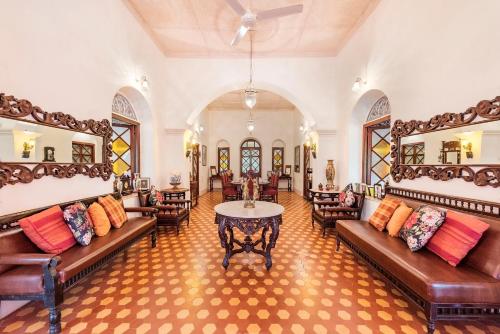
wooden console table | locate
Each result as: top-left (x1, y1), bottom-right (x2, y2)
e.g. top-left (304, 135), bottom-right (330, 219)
top-left (214, 201), bottom-right (284, 270)
top-left (159, 187), bottom-right (189, 201)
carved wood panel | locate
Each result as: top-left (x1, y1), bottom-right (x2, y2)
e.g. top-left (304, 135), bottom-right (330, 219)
top-left (390, 96), bottom-right (500, 188)
top-left (0, 93), bottom-right (113, 188)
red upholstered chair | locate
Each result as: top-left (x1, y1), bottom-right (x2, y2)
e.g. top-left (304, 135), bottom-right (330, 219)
top-left (221, 172), bottom-right (238, 202)
top-left (260, 172), bottom-right (279, 203)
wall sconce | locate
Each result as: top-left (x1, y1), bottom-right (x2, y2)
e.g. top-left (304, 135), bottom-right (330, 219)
top-left (352, 77), bottom-right (366, 92)
top-left (311, 142), bottom-right (317, 159)
top-left (22, 140), bottom-right (34, 159)
top-left (463, 141), bottom-right (473, 159)
top-left (137, 76), bottom-right (149, 90)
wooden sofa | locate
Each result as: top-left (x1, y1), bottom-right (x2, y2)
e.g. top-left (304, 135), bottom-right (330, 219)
top-left (336, 187), bottom-right (500, 333)
top-left (0, 194), bottom-right (157, 334)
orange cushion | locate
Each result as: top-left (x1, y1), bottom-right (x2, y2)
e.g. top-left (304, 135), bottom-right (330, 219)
top-left (386, 203), bottom-right (413, 237)
top-left (19, 206), bottom-right (76, 254)
top-left (369, 197), bottom-right (401, 231)
top-left (426, 210), bottom-right (489, 266)
top-left (98, 195), bottom-right (127, 228)
top-left (87, 203), bottom-right (111, 236)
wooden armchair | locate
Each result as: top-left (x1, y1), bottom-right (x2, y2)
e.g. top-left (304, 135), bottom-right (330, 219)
top-left (312, 191), bottom-right (365, 237)
top-left (221, 172), bottom-right (238, 202)
top-left (138, 192), bottom-right (191, 234)
top-left (260, 172), bottom-right (279, 203)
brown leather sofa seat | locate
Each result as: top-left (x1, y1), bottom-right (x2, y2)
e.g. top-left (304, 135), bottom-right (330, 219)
top-left (337, 220), bottom-right (500, 303)
top-left (0, 265), bottom-right (44, 295)
top-left (57, 217), bottom-right (156, 283)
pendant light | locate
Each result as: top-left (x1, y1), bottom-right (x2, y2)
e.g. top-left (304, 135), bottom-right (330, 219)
top-left (244, 32), bottom-right (257, 109)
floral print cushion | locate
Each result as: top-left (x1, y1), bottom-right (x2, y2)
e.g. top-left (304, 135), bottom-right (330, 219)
top-left (63, 202), bottom-right (93, 246)
top-left (399, 205), bottom-right (446, 251)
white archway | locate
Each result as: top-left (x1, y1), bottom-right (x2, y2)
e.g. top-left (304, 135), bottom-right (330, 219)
top-left (186, 80), bottom-right (315, 127)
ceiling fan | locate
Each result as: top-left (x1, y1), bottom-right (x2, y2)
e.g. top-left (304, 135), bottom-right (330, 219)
top-left (226, 0), bottom-right (304, 46)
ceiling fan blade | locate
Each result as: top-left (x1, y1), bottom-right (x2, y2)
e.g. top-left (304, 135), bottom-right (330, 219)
top-left (225, 0), bottom-right (246, 16)
top-left (230, 25), bottom-right (249, 46)
top-left (257, 4), bottom-right (303, 21)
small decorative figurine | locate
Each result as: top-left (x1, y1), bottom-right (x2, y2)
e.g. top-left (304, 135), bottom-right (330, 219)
top-left (242, 177), bottom-right (259, 208)
top-left (318, 183), bottom-right (323, 191)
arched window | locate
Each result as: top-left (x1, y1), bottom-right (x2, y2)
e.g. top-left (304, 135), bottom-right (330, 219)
top-left (363, 96), bottom-right (391, 186)
top-left (111, 94), bottom-right (140, 176)
top-left (271, 139), bottom-right (285, 174)
top-left (240, 139), bottom-right (261, 176)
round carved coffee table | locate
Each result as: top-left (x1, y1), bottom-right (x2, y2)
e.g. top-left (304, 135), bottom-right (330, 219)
top-left (214, 201), bottom-right (284, 270)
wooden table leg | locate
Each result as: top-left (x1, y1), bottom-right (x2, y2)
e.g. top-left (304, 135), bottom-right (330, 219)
top-left (264, 216), bottom-right (281, 270)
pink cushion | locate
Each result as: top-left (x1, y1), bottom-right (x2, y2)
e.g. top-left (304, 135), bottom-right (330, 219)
top-left (19, 206), bottom-right (77, 254)
top-left (426, 210), bottom-right (489, 266)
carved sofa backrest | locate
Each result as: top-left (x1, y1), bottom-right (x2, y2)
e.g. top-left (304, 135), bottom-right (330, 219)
top-left (385, 194), bottom-right (500, 279)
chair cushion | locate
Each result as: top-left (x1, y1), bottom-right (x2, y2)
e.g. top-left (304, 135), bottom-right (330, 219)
top-left (386, 203), bottom-right (413, 237)
top-left (57, 217), bottom-right (155, 282)
top-left (337, 220), bottom-right (500, 303)
top-left (399, 205), bottom-right (445, 251)
top-left (223, 188), bottom-right (238, 196)
top-left (427, 210), bottom-right (490, 267)
top-left (369, 197), bottom-right (400, 231)
top-left (98, 195), bottom-right (127, 228)
top-left (87, 203), bottom-right (111, 237)
top-left (0, 265), bottom-right (44, 294)
top-left (19, 206), bottom-right (76, 254)
top-left (63, 202), bottom-right (93, 246)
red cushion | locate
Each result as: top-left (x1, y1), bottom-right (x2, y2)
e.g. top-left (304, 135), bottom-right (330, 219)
top-left (262, 189), bottom-right (278, 196)
top-left (19, 206), bottom-right (76, 254)
top-left (426, 210), bottom-right (489, 266)
top-left (223, 188), bottom-right (238, 196)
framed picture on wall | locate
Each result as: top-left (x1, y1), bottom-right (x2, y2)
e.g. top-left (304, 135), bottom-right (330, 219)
top-left (43, 146), bottom-right (55, 162)
top-left (294, 145), bottom-right (300, 172)
top-left (202, 145), bottom-right (207, 166)
top-left (138, 177), bottom-right (151, 191)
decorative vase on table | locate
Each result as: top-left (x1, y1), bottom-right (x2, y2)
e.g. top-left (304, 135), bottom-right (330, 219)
top-left (325, 159), bottom-right (335, 189)
top-left (169, 172), bottom-right (182, 189)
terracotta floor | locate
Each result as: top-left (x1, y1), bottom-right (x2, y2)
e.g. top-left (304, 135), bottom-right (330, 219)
top-left (0, 191), bottom-right (498, 334)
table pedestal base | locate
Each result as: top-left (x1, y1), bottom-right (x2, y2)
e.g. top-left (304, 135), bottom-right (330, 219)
top-left (216, 214), bottom-right (281, 271)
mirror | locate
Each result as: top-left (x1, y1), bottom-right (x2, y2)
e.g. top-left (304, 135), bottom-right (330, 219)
top-left (0, 118), bottom-right (104, 164)
top-left (0, 92), bottom-right (112, 188)
top-left (391, 95), bottom-right (500, 188)
top-left (400, 121), bottom-right (500, 165)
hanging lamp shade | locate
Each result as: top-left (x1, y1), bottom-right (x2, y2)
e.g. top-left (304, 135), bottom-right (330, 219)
top-left (244, 88), bottom-right (257, 109)
top-left (246, 119), bottom-right (255, 132)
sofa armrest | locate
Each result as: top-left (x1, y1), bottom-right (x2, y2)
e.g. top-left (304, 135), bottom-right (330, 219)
top-left (125, 207), bottom-right (158, 214)
top-left (0, 253), bottom-right (61, 266)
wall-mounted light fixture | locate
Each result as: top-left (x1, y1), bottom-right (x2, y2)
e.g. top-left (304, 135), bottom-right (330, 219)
top-left (352, 77), bottom-right (366, 92)
top-left (137, 76), bottom-right (149, 90)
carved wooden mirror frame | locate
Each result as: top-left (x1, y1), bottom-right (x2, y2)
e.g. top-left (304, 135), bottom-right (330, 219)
top-left (0, 93), bottom-right (113, 188)
top-left (390, 96), bottom-right (500, 188)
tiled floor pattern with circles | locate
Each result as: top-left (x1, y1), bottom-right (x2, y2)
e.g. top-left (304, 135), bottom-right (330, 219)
top-left (0, 191), bottom-right (498, 334)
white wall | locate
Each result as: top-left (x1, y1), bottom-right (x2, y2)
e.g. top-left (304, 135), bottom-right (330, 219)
top-left (206, 109), bottom-right (298, 186)
top-left (333, 0), bottom-right (500, 202)
top-left (0, 0), bottom-right (167, 214)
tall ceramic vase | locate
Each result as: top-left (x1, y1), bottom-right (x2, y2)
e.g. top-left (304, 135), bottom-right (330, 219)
top-left (326, 159), bottom-right (335, 188)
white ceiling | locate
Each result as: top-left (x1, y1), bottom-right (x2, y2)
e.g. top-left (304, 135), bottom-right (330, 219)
top-left (206, 90), bottom-right (296, 110)
top-left (125, 0), bottom-right (380, 57)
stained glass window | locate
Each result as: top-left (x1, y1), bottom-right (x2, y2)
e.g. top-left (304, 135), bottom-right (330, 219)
top-left (402, 143), bottom-right (425, 164)
top-left (366, 96), bottom-right (390, 122)
top-left (218, 147), bottom-right (230, 173)
top-left (72, 142), bottom-right (95, 164)
top-left (272, 147), bottom-right (284, 173)
top-left (112, 94), bottom-right (137, 120)
top-left (240, 139), bottom-right (261, 176)
top-left (112, 117), bottom-right (139, 176)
